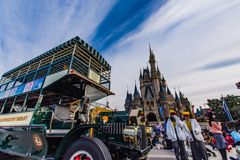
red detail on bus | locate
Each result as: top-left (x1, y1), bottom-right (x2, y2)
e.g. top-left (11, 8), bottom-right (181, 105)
top-left (75, 155), bottom-right (80, 160)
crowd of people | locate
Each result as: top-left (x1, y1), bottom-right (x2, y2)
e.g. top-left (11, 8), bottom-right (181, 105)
top-left (149, 110), bottom-right (240, 160)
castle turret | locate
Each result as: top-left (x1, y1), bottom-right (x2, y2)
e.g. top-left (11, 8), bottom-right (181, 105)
top-left (157, 66), bottom-right (161, 78)
top-left (167, 87), bottom-right (171, 95)
top-left (140, 69), bottom-right (143, 85)
top-left (179, 90), bottom-right (183, 99)
top-left (175, 91), bottom-right (183, 119)
top-left (134, 84), bottom-right (140, 99)
top-left (159, 83), bottom-right (169, 120)
top-left (162, 76), bottom-right (167, 92)
top-left (124, 91), bottom-right (131, 110)
top-left (133, 84), bottom-right (141, 108)
top-left (149, 45), bottom-right (157, 77)
top-left (178, 89), bottom-right (191, 113)
top-left (149, 46), bottom-right (160, 96)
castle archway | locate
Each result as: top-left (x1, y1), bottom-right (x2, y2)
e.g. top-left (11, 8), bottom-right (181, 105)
top-left (147, 113), bottom-right (157, 122)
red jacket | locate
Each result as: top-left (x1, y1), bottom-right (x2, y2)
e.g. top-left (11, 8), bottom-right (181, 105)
top-left (225, 136), bottom-right (235, 145)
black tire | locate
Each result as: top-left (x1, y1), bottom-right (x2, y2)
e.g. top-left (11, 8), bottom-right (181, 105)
top-left (63, 137), bottom-right (112, 160)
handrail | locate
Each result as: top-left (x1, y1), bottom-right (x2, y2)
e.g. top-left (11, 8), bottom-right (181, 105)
top-left (69, 100), bottom-right (82, 129)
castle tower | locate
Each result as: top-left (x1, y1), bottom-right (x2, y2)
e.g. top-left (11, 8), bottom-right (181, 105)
top-left (133, 84), bottom-right (141, 108)
top-left (157, 66), bottom-right (161, 79)
top-left (175, 91), bottom-right (183, 119)
top-left (124, 91), bottom-right (131, 111)
top-left (162, 76), bottom-right (167, 92)
top-left (159, 83), bottom-right (170, 119)
top-left (179, 89), bottom-right (191, 113)
top-left (149, 45), bottom-right (157, 77)
top-left (140, 69), bottom-right (143, 88)
top-left (149, 45), bottom-right (160, 97)
top-left (124, 45), bottom-right (192, 123)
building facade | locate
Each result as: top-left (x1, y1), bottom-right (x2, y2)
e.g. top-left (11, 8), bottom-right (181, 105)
top-left (124, 46), bottom-right (191, 122)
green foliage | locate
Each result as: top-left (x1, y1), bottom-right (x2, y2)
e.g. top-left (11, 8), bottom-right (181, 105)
top-left (230, 105), bottom-right (240, 120)
top-left (207, 95), bottom-right (240, 122)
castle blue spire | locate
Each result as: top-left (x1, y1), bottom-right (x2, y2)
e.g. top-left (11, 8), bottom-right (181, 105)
top-left (159, 83), bottom-right (165, 93)
top-left (147, 66), bottom-right (149, 73)
top-left (125, 91), bottom-right (130, 101)
top-left (134, 84), bottom-right (140, 96)
top-left (162, 76), bottom-right (166, 82)
top-left (140, 69), bottom-right (143, 78)
top-left (157, 66), bottom-right (160, 74)
top-left (175, 91), bottom-right (180, 101)
top-left (167, 87), bottom-right (171, 95)
top-left (179, 90), bottom-right (183, 97)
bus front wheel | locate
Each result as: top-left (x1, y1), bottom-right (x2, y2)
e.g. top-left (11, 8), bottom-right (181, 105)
top-left (63, 137), bottom-right (112, 160)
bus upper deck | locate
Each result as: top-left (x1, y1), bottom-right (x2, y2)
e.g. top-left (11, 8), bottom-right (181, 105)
top-left (0, 36), bottom-right (111, 91)
top-left (0, 36), bottom-right (114, 115)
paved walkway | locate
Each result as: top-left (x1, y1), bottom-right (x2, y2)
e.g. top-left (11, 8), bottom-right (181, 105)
top-left (0, 145), bottom-right (237, 160)
top-left (147, 145), bottom-right (236, 160)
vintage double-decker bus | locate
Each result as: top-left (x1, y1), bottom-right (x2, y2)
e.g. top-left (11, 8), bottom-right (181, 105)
top-left (0, 36), bottom-right (152, 160)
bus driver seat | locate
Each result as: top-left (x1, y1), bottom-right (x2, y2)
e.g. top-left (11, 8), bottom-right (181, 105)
top-left (51, 96), bottom-right (89, 128)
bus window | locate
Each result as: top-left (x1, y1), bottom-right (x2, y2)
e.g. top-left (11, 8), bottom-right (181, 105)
top-left (0, 84), bottom-right (7, 92)
top-left (11, 95), bottom-right (26, 112)
top-left (2, 98), bottom-right (15, 114)
top-left (0, 100), bottom-right (5, 112)
top-left (25, 91), bottom-right (40, 111)
top-left (23, 72), bottom-right (35, 83)
top-left (14, 77), bottom-right (24, 87)
top-left (6, 81), bottom-right (15, 90)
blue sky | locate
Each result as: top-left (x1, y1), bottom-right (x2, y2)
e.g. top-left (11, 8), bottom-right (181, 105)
top-left (0, 0), bottom-right (240, 110)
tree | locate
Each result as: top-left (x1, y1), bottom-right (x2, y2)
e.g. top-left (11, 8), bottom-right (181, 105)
top-left (230, 105), bottom-right (240, 119)
top-left (207, 95), bottom-right (240, 122)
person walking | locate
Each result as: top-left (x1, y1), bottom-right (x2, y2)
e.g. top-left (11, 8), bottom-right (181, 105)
top-left (167, 110), bottom-right (189, 160)
top-left (182, 111), bottom-right (208, 160)
top-left (160, 123), bottom-right (165, 136)
top-left (156, 123), bottom-right (161, 136)
top-left (207, 111), bottom-right (227, 160)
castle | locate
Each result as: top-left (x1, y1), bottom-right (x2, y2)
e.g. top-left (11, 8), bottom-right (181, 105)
top-left (124, 46), bottom-right (191, 122)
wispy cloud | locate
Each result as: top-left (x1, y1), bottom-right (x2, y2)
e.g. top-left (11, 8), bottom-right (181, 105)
top-left (90, 0), bottom-right (167, 52)
top-left (104, 0), bottom-right (240, 110)
top-left (202, 57), bottom-right (240, 70)
top-left (0, 0), bottom-right (116, 75)
top-left (0, 0), bottom-right (240, 111)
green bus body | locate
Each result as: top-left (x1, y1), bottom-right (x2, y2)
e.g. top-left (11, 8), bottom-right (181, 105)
top-left (0, 36), bottom-right (152, 160)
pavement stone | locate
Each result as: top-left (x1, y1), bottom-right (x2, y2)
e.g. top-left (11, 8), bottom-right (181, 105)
top-left (147, 144), bottom-right (236, 160)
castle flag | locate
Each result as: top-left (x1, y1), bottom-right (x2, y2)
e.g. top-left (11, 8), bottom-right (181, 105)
top-left (222, 96), bottom-right (233, 121)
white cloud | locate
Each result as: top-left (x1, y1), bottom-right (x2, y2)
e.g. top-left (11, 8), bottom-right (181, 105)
top-left (1, 0), bottom-right (240, 112)
top-left (0, 0), bottom-right (116, 76)
top-left (105, 0), bottom-right (240, 110)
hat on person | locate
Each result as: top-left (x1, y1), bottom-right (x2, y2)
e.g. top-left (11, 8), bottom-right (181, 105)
top-left (182, 111), bottom-right (190, 116)
top-left (170, 110), bottom-right (176, 114)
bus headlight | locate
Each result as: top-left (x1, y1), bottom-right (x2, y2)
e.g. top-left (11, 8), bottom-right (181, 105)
top-left (146, 127), bottom-right (153, 139)
top-left (123, 126), bottom-right (142, 149)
